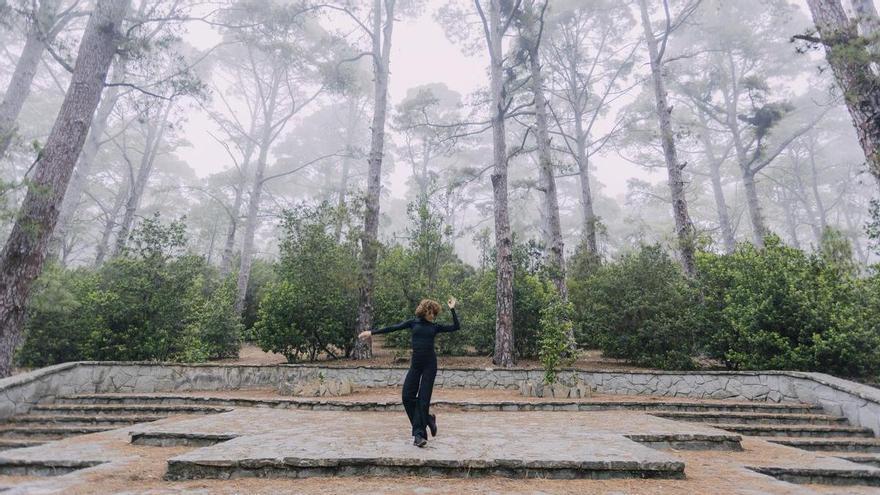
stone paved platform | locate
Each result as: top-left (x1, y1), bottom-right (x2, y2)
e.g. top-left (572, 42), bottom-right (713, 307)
top-left (151, 410), bottom-right (701, 480)
top-left (0, 406), bottom-right (877, 493)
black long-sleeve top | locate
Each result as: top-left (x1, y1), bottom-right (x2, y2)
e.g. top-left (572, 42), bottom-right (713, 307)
top-left (372, 309), bottom-right (460, 354)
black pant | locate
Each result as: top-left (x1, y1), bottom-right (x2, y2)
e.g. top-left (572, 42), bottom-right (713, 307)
top-left (402, 350), bottom-right (437, 438)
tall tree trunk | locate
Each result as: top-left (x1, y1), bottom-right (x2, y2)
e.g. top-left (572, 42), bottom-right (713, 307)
top-left (233, 142), bottom-right (268, 314)
top-left (722, 51), bottom-right (768, 247)
top-left (574, 111), bottom-right (598, 256)
top-left (782, 192), bottom-right (802, 249)
top-left (695, 116), bottom-right (736, 253)
top-left (234, 85), bottom-right (277, 314)
top-left (741, 170), bottom-right (767, 246)
top-left (486, 0), bottom-right (515, 367)
top-left (218, 138), bottom-right (256, 278)
top-left (0, 0), bottom-right (62, 158)
top-left (842, 206), bottom-right (868, 262)
top-left (805, 0), bottom-right (880, 183)
top-left (94, 181), bottom-right (129, 267)
top-left (851, 0), bottom-right (879, 63)
top-left (638, 0), bottom-right (697, 276)
top-left (218, 185), bottom-right (244, 277)
top-left (112, 101), bottom-right (173, 256)
top-left (563, 39), bottom-right (598, 256)
top-left (354, 0), bottom-right (395, 360)
top-left (51, 56), bottom-right (128, 260)
top-left (0, 0), bottom-right (128, 377)
top-left (334, 97), bottom-right (359, 242)
top-left (795, 174), bottom-right (824, 243)
top-left (708, 162), bottom-right (735, 253)
top-left (808, 141), bottom-right (828, 232)
top-left (740, 167), bottom-right (767, 246)
top-left (526, 13), bottom-right (567, 301)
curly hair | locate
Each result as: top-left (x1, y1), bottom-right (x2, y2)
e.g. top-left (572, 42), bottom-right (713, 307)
top-left (415, 299), bottom-right (442, 320)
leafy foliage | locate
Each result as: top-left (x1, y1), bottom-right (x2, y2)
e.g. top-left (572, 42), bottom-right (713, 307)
top-left (16, 264), bottom-right (96, 368)
top-left (254, 204), bottom-right (359, 362)
top-left (538, 293), bottom-right (576, 384)
top-left (570, 245), bottom-right (706, 370)
top-left (463, 239), bottom-right (554, 359)
top-left (698, 235), bottom-right (880, 377)
top-left (17, 215), bottom-right (241, 367)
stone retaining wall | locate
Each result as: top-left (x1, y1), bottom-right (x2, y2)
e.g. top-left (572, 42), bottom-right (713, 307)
top-left (1, 362), bottom-right (879, 434)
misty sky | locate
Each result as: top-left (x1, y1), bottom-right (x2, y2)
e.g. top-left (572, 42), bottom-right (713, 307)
top-left (175, 0), bottom-right (823, 203)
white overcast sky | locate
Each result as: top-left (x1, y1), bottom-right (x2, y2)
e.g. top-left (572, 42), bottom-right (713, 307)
top-left (174, 0), bottom-right (836, 201)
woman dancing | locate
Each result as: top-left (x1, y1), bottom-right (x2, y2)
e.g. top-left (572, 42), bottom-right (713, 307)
top-left (358, 297), bottom-right (459, 447)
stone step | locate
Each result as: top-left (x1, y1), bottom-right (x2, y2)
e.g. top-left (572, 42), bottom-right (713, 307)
top-left (652, 411), bottom-right (848, 425)
top-left (623, 433), bottom-right (742, 451)
top-left (165, 433), bottom-right (687, 481)
top-left (827, 454), bottom-right (880, 468)
top-left (749, 466), bottom-right (880, 486)
top-left (0, 459), bottom-right (103, 477)
top-left (32, 404), bottom-right (232, 416)
top-left (0, 438), bottom-right (45, 451)
top-left (2, 414), bottom-right (166, 426)
top-left (712, 424), bottom-right (875, 438)
top-left (56, 394), bottom-right (824, 414)
top-left (166, 456), bottom-right (687, 481)
top-left (769, 438), bottom-right (880, 453)
top-left (130, 431), bottom-right (238, 447)
top-left (0, 425), bottom-right (110, 440)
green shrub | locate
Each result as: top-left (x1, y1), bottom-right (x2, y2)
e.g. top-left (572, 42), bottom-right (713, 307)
top-left (464, 239), bottom-right (553, 359)
top-left (189, 277), bottom-right (242, 359)
top-left (18, 214), bottom-right (239, 366)
top-left (538, 292), bottom-right (576, 384)
top-left (697, 235), bottom-right (880, 376)
top-left (240, 258), bottom-right (277, 338)
top-left (567, 241), bottom-right (603, 347)
top-left (16, 264), bottom-right (97, 367)
top-left (85, 252), bottom-right (209, 362)
top-left (254, 204), bottom-right (358, 362)
top-left (574, 245), bottom-right (705, 369)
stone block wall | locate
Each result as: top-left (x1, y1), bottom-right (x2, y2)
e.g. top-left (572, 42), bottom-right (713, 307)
top-left (1, 362), bottom-right (878, 434)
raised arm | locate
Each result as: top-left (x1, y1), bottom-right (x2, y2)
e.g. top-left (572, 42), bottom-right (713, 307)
top-left (371, 319), bottom-right (413, 335)
top-left (437, 307), bottom-right (460, 333)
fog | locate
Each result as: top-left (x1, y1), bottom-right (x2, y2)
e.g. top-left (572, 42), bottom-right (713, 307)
top-left (0, 0), bottom-right (876, 269)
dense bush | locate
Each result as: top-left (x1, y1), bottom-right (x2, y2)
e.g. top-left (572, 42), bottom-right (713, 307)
top-left (240, 258), bottom-right (277, 337)
top-left (538, 292), bottom-right (576, 384)
top-left (570, 245), bottom-right (706, 369)
top-left (567, 241), bottom-right (603, 346)
top-left (189, 277), bottom-right (243, 359)
top-left (17, 214), bottom-right (241, 367)
top-left (18, 202), bottom-right (880, 382)
top-left (16, 264), bottom-right (96, 367)
top-left (464, 239), bottom-right (555, 359)
top-left (254, 204), bottom-right (359, 362)
top-left (698, 235), bottom-right (880, 377)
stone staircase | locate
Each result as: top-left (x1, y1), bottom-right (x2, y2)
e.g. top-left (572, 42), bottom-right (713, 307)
top-left (0, 402), bottom-right (232, 452)
top-left (652, 408), bottom-right (880, 470)
top-left (0, 392), bottom-right (878, 486)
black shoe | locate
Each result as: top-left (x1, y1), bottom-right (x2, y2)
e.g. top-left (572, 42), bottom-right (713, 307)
top-left (413, 435), bottom-right (427, 448)
top-left (427, 414), bottom-right (437, 437)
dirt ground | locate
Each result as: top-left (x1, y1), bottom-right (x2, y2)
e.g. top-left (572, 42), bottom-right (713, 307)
top-left (4, 436), bottom-right (877, 495)
top-left (213, 341), bottom-right (660, 372)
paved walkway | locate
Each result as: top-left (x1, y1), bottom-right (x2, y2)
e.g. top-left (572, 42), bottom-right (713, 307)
top-left (0, 391), bottom-right (879, 493)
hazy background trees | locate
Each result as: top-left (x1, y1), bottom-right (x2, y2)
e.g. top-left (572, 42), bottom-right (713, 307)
top-left (1, 0), bottom-right (879, 375)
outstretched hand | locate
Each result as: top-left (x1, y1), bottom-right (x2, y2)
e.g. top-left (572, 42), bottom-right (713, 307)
top-left (447, 296), bottom-right (457, 309)
top-left (358, 330), bottom-right (371, 340)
